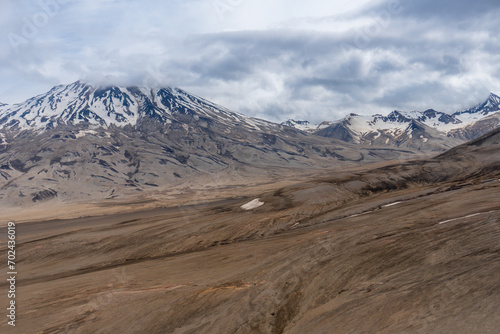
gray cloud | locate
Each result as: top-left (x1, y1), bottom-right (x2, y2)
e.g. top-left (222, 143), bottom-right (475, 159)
top-left (1, 0), bottom-right (500, 123)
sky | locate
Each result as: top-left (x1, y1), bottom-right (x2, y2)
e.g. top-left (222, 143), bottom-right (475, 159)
top-left (1, 0), bottom-right (500, 123)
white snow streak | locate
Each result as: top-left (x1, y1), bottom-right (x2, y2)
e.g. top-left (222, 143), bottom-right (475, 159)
top-left (382, 201), bottom-right (402, 208)
top-left (438, 210), bottom-right (497, 225)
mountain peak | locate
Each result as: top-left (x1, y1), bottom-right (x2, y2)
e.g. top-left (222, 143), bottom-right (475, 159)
top-left (0, 81), bottom-right (269, 132)
top-left (282, 119), bottom-right (309, 125)
top-left (453, 91), bottom-right (500, 117)
top-left (378, 110), bottom-right (412, 123)
top-left (488, 92), bottom-right (500, 103)
top-left (281, 119), bottom-right (318, 132)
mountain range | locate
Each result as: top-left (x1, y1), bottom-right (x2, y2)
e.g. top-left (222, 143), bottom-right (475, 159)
top-left (0, 81), bottom-right (416, 207)
top-left (3, 82), bottom-right (500, 333)
top-left (283, 93), bottom-right (500, 150)
top-left (11, 114), bottom-right (500, 334)
top-left (0, 81), bottom-right (276, 131)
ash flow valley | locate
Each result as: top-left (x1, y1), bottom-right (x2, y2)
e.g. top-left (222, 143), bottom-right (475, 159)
top-left (0, 81), bottom-right (500, 333)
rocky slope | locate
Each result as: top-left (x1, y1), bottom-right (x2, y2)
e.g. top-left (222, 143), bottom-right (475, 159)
top-left (314, 112), bottom-right (463, 151)
top-left (0, 82), bottom-right (417, 207)
top-left (280, 119), bottom-right (317, 132)
top-left (283, 93), bottom-right (500, 150)
top-left (3, 127), bottom-right (499, 334)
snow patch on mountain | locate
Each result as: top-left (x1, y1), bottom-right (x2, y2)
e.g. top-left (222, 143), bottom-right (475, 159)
top-left (357, 112), bottom-right (410, 133)
top-left (454, 93), bottom-right (500, 117)
top-left (0, 81), bottom-right (275, 132)
top-left (281, 119), bottom-right (318, 132)
top-left (282, 93), bottom-right (500, 140)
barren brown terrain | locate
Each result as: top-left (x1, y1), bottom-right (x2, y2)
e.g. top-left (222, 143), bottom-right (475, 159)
top-left (1, 129), bottom-right (499, 334)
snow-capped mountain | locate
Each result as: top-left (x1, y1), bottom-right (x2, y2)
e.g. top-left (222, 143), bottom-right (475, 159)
top-left (280, 119), bottom-right (317, 132)
top-left (0, 81), bottom-right (417, 207)
top-left (0, 81), bottom-right (272, 132)
top-left (283, 93), bottom-right (500, 150)
top-left (448, 112), bottom-right (500, 141)
top-left (455, 92), bottom-right (500, 117)
top-left (446, 93), bottom-right (500, 140)
top-left (408, 93), bottom-right (500, 132)
top-left (314, 112), bottom-right (463, 150)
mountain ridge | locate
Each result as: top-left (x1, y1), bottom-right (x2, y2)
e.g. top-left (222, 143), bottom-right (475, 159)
top-left (0, 81), bottom-right (419, 208)
top-left (282, 93), bottom-right (500, 150)
top-left (0, 81), bottom-right (276, 133)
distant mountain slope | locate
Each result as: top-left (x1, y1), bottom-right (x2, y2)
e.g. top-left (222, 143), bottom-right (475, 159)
top-left (280, 120), bottom-right (318, 132)
top-left (283, 93), bottom-right (500, 150)
top-left (314, 112), bottom-right (463, 151)
top-left (0, 82), bottom-right (418, 207)
top-left (447, 112), bottom-right (500, 141)
top-left (0, 81), bottom-right (274, 131)
top-left (439, 126), bottom-right (500, 160)
top-left (454, 92), bottom-right (500, 118)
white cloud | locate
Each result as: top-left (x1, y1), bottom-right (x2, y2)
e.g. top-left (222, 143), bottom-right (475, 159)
top-left (0, 0), bottom-right (500, 124)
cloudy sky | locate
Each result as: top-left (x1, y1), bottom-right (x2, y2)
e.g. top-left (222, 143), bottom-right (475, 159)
top-left (1, 0), bottom-right (500, 122)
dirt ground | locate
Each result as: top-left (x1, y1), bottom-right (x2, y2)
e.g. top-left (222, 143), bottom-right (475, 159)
top-left (0, 149), bottom-right (499, 333)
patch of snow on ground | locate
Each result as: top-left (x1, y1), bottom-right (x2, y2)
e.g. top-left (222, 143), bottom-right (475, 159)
top-left (382, 201), bottom-right (402, 208)
top-left (438, 210), bottom-right (497, 225)
top-left (438, 213), bottom-right (481, 225)
top-left (241, 199), bottom-right (264, 210)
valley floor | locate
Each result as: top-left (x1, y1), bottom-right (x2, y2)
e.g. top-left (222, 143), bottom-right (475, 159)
top-left (1, 160), bottom-right (499, 333)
